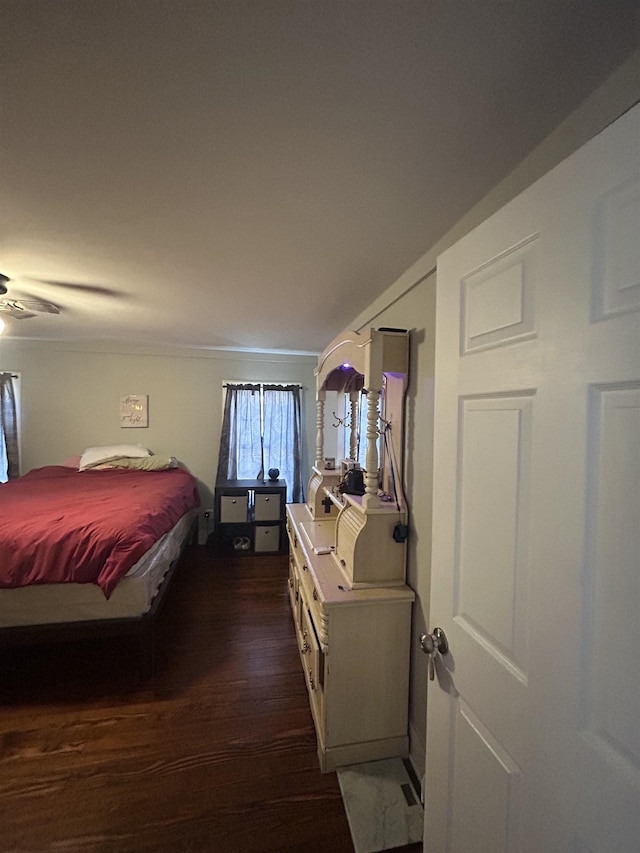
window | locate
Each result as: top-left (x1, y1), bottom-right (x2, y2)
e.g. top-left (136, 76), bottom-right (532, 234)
top-left (216, 383), bottom-right (304, 502)
top-left (342, 389), bottom-right (381, 470)
top-left (0, 371), bottom-right (20, 482)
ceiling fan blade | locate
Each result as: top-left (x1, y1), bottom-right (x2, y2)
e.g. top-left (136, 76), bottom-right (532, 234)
top-left (0, 298), bottom-right (59, 318)
top-left (16, 299), bottom-right (60, 314)
top-left (0, 303), bottom-right (38, 319)
top-left (30, 279), bottom-right (120, 298)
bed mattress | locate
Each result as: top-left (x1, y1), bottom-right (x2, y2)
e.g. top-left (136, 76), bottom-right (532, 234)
top-left (0, 509), bottom-right (197, 628)
top-left (0, 465), bottom-right (200, 596)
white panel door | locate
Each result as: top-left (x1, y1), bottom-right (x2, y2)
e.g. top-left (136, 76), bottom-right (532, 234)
top-left (425, 103), bottom-right (640, 853)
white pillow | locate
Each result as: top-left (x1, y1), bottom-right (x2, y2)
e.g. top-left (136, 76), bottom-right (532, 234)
top-left (85, 455), bottom-right (178, 471)
top-left (79, 444), bottom-right (151, 470)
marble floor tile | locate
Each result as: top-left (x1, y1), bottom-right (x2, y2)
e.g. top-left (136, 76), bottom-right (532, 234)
top-left (337, 758), bottom-right (423, 853)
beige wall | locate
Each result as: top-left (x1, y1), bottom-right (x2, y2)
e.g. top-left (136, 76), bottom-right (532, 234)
top-left (0, 339), bottom-right (318, 512)
top-left (346, 50), bottom-right (640, 778)
top-left (353, 276), bottom-right (436, 777)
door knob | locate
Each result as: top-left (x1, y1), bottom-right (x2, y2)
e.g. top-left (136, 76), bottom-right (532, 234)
top-left (420, 627), bottom-right (448, 680)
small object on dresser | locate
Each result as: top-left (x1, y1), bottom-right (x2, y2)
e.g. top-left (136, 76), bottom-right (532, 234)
top-left (267, 468), bottom-right (280, 481)
top-left (339, 468), bottom-right (365, 496)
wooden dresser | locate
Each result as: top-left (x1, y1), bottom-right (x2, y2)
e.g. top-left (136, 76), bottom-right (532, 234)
top-left (287, 327), bottom-right (415, 772)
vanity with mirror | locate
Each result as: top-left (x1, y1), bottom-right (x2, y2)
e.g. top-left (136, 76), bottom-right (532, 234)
top-left (286, 327), bottom-right (415, 772)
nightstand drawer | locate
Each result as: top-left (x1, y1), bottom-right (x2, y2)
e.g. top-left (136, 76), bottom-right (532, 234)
top-left (219, 495), bottom-right (248, 523)
top-left (254, 492), bottom-right (282, 521)
top-left (254, 525), bottom-right (280, 552)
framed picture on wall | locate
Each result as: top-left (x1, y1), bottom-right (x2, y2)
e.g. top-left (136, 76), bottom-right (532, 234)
top-left (120, 394), bottom-right (149, 428)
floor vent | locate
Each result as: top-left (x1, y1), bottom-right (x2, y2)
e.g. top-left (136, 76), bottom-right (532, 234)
top-left (401, 782), bottom-right (417, 807)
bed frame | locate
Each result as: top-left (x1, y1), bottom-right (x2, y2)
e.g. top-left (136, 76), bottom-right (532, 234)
top-left (0, 516), bottom-right (197, 679)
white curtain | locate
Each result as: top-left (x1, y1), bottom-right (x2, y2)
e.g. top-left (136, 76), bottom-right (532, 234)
top-left (216, 384), bottom-right (262, 482)
top-left (261, 384), bottom-right (304, 503)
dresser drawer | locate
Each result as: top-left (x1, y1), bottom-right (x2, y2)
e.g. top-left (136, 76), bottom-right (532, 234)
top-left (300, 599), bottom-right (320, 695)
top-left (287, 521), bottom-right (304, 567)
top-left (288, 556), bottom-right (299, 610)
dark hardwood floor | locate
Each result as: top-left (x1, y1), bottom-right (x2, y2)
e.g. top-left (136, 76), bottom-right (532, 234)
top-left (0, 546), bottom-right (422, 853)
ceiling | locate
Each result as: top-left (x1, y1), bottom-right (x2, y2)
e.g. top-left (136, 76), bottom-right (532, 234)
top-left (0, 1), bottom-right (638, 353)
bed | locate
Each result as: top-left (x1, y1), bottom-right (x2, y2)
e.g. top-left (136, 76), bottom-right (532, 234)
top-left (0, 445), bottom-right (201, 674)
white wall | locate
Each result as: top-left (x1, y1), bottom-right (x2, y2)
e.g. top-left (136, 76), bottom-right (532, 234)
top-left (0, 339), bottom-right (318, 514)
top-left (346, 50), bottom-right (640, 779)
top-left (354, 277), bottom-right (437, 775)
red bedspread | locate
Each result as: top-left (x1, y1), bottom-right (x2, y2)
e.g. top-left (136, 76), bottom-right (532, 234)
top-left (0, 466), bottom-right (200, 597)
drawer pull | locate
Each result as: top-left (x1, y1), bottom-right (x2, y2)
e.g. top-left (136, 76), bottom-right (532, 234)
top-left (313, 588), bottom-right (318, 601)
top-left (303, 564), bottom-right (308, 572)
top-left (308, 671), bottom-right (315, 690)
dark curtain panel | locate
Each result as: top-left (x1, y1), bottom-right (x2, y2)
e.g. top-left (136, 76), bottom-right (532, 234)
top-left (0, 373), bottom-right (20, 481)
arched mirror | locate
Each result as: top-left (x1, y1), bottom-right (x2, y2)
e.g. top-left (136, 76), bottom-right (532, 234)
top-left (313, 327), bottom-right (408, 510)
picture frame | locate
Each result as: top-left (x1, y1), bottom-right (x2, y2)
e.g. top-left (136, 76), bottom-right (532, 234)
top-left (120, 394), bottom-right (149, 428)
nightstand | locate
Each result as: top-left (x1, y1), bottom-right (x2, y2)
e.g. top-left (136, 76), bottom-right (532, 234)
top-left (213, 479), bottom-right (287, 555)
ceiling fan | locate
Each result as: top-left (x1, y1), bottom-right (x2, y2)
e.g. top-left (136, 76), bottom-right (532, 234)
top-left (0, 273), bottom-right (61, 320)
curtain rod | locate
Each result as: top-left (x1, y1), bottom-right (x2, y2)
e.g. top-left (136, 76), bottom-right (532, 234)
top-left (0, 373), bottom-right (18, 379)
top-left (223, 382), bottom-right (303, 388)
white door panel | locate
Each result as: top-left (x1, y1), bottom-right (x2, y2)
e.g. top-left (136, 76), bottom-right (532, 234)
top-left (426, 104), bottom-right (640, 852)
